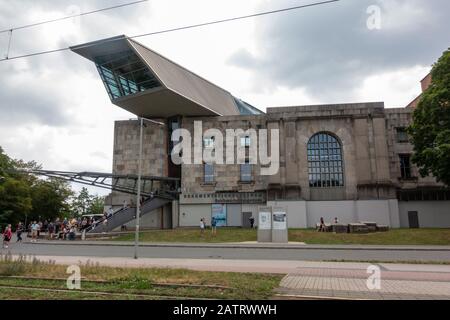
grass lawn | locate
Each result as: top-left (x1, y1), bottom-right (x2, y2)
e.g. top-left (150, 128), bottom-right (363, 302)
top-left (112, 228), bottom-right (450, 245)
top-left (114, 228), bottom-right (257, 243)
top-left (0, 256), bottom-right (282, 300)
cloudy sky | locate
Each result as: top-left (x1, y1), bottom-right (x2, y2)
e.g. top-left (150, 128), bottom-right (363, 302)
top-left (0, 0), bottom-right (449, 195)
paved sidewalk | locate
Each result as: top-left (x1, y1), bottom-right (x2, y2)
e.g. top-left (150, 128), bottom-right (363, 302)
top-left (27, 239), bottom-right (450, 251)
top-left (277, 262), bottom-right (450, 300)
top-left (11, 254), bottom-right (450, 300)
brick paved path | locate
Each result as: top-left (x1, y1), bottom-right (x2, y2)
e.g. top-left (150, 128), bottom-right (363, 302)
top-left (277, 263), bottom-right (450, 300)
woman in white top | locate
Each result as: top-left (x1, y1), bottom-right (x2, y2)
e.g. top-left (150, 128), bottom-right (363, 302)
top-left (200, 218), bottom-right (205, 235)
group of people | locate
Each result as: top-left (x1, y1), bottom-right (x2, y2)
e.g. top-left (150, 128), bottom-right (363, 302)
top-left (199, 216), bottom-right (256, 236)
top-left (0, 215), bottom-right (106, 245)
top-left (200, 217), bottom-right (218, 236)
top-left (318, 217), bottom-right (340, 232)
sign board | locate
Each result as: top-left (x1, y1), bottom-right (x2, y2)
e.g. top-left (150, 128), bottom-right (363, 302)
top-left (272, 211), bottom-right (287, 230)
top-left (211, 204), bottom-right (227, 227)
top-left (258, 210), bottom-right (272, 230)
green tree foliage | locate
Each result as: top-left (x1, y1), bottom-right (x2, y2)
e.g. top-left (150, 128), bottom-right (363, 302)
top-left (71, 187), bottom-right (92, 216)
top-left (408, 49), bottom-right (450, 186)
top-left (0, 147), bottom-right (106, 225)
top-left (70, 187), bottom-right (105, 217)
top-left (88, 195), bottom-right (106, 216)
top-left (30, 178), bottom-right (74, 222)
top-left (0, 147), bottom-right (73, 225)
top-left (0, 147), bottom-right (33, 225)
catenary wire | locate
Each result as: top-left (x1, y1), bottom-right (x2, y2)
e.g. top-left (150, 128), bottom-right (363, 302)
top-left (0, 0), bottom-right (339, 62)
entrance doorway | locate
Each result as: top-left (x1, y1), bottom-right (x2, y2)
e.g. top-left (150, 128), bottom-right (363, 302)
top-left (408, 211), bottom-right (419, 228)
top-left (242, 212), bottom-right (252, 228)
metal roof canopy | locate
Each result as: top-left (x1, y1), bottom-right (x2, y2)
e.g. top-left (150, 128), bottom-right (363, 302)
top-left (70, 35), bottom-right (241, 118)
top-left (18, 169), bottom-right (180, 199)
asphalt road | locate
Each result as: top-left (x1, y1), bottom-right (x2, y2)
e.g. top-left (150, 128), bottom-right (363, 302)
top-left (4, 242), bottom-right (450, 262)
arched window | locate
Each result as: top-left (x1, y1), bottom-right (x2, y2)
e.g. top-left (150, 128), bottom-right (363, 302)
top-left (307, 133), bottom-right (344, 188)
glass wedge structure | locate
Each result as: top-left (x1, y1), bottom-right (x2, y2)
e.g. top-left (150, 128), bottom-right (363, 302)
top-left (95, 49), bottom-right (161, 100)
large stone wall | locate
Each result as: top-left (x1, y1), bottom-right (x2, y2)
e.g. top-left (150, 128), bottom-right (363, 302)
top-left (113, 120), bottom-right (167, 177)
top-left (107, 119), bottom-right (168, 208)
top-left (385, 109), bottom-right (443, 188)
top-left (180, 115), bottom-right (268, 194)
top-left (109, 103), bottom-right (449, 229)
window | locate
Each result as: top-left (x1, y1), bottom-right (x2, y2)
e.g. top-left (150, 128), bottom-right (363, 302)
top-left (396, 128), bottom-right (409, 143)
top-left (240, 161), bottom-right (252, 182)
top-left (203, 137), bottom-right (215, 149)
top-left (95, 50), bottom-right (161, 100)
top-left (204, 163), bottom-right (214, 183)
top-left (307, 133), bottom-right (344, 188)
top-left (240, 136), bottom-right (251, 147)
top-left (399, 154), bottom-right (412, 179)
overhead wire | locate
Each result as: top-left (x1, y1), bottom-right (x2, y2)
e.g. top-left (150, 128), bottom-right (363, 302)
top-left (0, 0), bottom-right (340, 62)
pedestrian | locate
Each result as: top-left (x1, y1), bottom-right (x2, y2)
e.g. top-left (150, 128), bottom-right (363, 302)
top-left (31, 221), bottom-right (40, 243)
top-left (200, 218), bottom-right (205, 235)
top-left (249, 216), bottom-right (255, 229)
top-left (319, 217), bottom-right (326, 232)
top-left (123, 200), bottom-right (128, 210)
top-left (38, 221), bottom-right (43, 236)
top-left (211, 217), bottom-right (217, 236)
top-left (68, 226), bottom-right (76, 241)
top-left (81, 218), bottom-right (87, 230)
top-left (16, 222), bottom-right (23, 243)
top-left (3, 224), bottom-right (12, 248)
top-left (48, 222), bottom-right (55, 240)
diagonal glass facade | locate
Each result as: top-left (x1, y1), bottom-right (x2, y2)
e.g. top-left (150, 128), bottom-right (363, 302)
top-left (94, 50), bottom-right (161, 100)
top-left (233, 97), bottom-right (264, 115)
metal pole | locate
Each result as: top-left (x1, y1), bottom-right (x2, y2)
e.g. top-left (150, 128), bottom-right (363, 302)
top-left (134, 117), bottom-right (144, 259)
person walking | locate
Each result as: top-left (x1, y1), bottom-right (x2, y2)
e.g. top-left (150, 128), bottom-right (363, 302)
top-left (249, 216), bottom-right (255, 229)
top-left (47, 222), bottom-right (55, 240)
top-left (200, 218), bottom-right (205, 236)
top-left (31, 221), bottom-right (40, 243)
top-left (211, 217), bottom-right (217, 236)
top-left (319, 217), bottom-right (326, 232)
top-left (37, 221), bottom-right (43, 237)
top-left (3, 225), bottom-right (12, 248)
top-left (16, 222), bottom-right (23, 243)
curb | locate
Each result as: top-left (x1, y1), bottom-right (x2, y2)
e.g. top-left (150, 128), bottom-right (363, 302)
top-left (23, 241), bottom-right (450, 251)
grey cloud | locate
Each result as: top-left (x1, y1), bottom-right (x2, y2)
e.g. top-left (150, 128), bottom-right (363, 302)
top-left (0, 72), bottom-right (71, 126)
top-left (0, 0), bottom-right (152, 127)
top-left (228, 0), bottom-right (450, 99)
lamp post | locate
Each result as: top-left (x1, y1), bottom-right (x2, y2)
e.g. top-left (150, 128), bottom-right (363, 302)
top-left (134, 117), bottom-right (144, 260)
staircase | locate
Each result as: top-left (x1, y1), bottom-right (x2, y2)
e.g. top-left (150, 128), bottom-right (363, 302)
top-left (86, 196), bottom-right (172, 233)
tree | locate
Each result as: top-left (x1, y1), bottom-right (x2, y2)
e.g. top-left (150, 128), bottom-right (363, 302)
top-left (0, 147), bottom-right (33, 225)
top-left (0, 146), bottom-right (75, 226)
top-left (70, 187), bottom-right (92, 217)
top-left (408, 49), bottom-right (450, 186)
top-left (88, 195), bottom-right (105, 216)
top-left (70, 187), bottom-right (105, 217)
top-left (30, 178), bottom-right (74, 222)
top-left (0, 178), bottom-right (32, 225)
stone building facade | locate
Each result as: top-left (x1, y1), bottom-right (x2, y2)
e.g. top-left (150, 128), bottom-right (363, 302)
top-left (72, 36), bottom-right (450, 229)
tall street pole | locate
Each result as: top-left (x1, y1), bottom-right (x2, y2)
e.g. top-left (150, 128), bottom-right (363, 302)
top-left (134, 117), bottom-right (144, 259)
